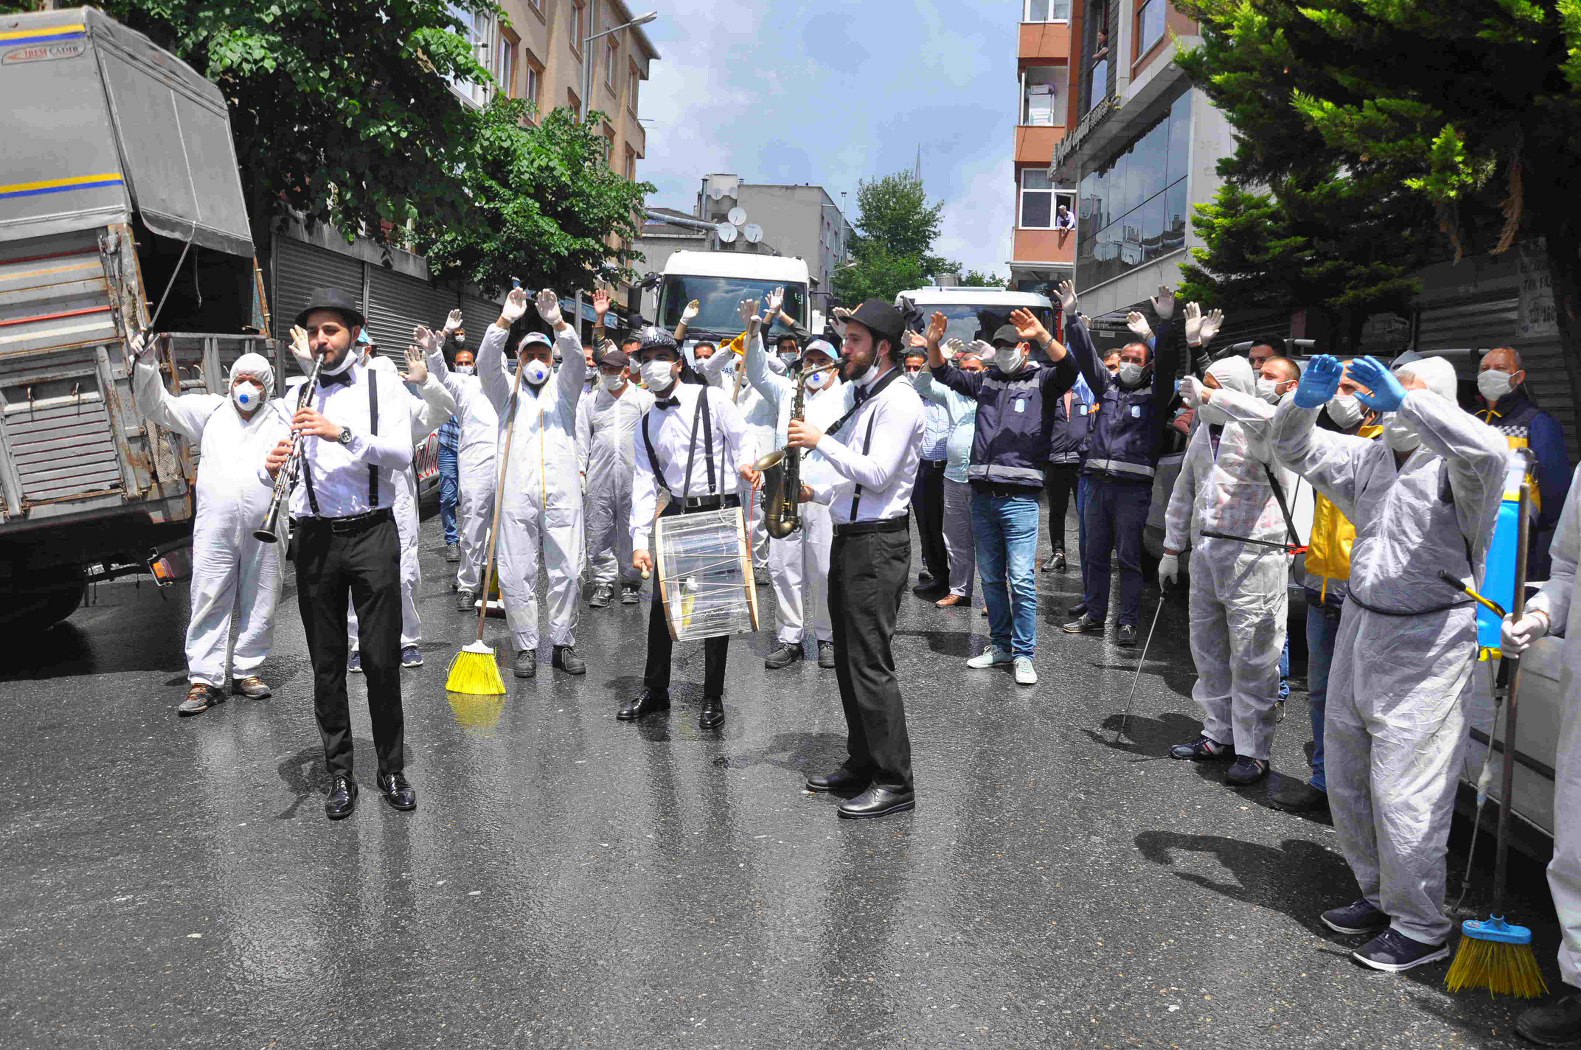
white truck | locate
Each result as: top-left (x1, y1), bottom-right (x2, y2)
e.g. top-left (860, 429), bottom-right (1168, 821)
top-left (0, 7), bottom-right (280, 629)
top-left (895, 286), bottom-right (1058, 348)
top-left (653, 251), bottom-right (811, 346)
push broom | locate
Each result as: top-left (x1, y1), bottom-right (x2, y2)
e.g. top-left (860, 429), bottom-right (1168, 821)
top-left (445, 353), bottom-right (525, 696)
top-left (1445, 482), bottom-right (1548, 998)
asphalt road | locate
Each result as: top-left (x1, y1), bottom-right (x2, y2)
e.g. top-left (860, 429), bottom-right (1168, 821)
top-left (0, 503), bottom-right (1561, 1049)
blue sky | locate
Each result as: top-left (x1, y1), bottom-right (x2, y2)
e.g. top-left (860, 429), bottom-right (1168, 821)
top-left (637, 0), bottom-right (1019, 277)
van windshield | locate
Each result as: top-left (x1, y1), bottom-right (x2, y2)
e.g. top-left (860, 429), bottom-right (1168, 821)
top-left (659, 276), bottom-right (808, 341)
top-left (906, 303), bottom-right (1056, 347)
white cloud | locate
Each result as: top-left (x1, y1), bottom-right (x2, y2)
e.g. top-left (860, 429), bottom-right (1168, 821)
top-left (934, 155), bottom-right (1016, 278)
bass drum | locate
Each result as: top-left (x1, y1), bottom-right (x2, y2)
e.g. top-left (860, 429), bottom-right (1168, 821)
top-left (653, 507), bottom-right (761, 642)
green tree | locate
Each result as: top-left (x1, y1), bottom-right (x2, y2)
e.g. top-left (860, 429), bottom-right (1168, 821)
top-left (833, 172), bottom-right (951, 304)
top-left (94, 0), bottom-right (497, 248)
top-left (1177, 0), bottom-right (1581, 395)
top-left (420, 101), bottom-right (654, 298)
top-left (958, 270), bottom-right (1006, 288)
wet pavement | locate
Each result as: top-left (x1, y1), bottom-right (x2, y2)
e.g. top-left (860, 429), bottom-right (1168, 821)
top-left (0, 505), bottom-right (1561, 1049)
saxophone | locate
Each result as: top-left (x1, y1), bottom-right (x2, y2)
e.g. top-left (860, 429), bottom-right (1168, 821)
top-left (758, 366), bottom-right (825, 539)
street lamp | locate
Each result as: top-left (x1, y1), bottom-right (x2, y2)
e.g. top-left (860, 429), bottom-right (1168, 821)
top-left (581, 10), bottom-right (657, 123)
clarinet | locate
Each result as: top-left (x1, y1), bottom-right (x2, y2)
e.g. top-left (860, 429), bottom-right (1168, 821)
top-left (254, 354), bottom-right (325, 543)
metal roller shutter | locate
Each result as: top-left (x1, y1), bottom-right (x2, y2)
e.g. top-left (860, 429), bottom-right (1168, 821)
top-left (365, 266), bottom-right (457, 353)
top-left (1415, 292), bottom-right (1519, 353)
top-left (272, 237), bottom-right (363, 348)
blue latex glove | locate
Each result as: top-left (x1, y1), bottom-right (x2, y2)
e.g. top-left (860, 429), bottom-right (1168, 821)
top-left (1294, 355), bottom-right (1343, 408)
top-left (1351, 356), bottom-right (1406, 413)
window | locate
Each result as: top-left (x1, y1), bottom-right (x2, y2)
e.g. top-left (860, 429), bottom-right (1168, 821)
top-left (570, 1), bottom-right (586, 54)
top-left (1023, 0), bottom-right (1071, 20)
top-left (627, 61), bottom-right (641, 114)
top-left (497, 25), bottom-right (519, 98)
top-left (524, 50), bottom-right (544, 116)
top-left (568, 88), bottom-right (581, 116)
top-left (527, 0), bottom-right (543, 12)
top-left (606, 37), bottom-right (618, 91)
top-left (446, 4), bottom-right (493, 106)
top-left (1137, 0), bottom-right (1167, 56)
top-left (625, 146), bottom-right (638, 182)
top-left (602, 122), bottom-right (615, 164)
top-left (1022, 67), bottom-right (1060, 126)
top-left (1020, 169), bottom-right (1054, 229)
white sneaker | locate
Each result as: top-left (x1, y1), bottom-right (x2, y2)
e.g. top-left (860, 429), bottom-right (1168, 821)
top-left (966, 645), bottom-right (1013, 669)
top-left (1014, 657), bottom-right (1038, 685)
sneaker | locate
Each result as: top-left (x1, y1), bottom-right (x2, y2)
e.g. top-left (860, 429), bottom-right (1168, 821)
top-left (1013, 657), bottom-right (1038, 685)
top-left (552, 645), bottom-right (586, 675)
top-left (1042, 550), bottom-right (1066, 573)
top-left (1351, 928), bottom-right (1450, 972)
top-left (1269, 779), bottom-right (1329, 813)
top-left (1169, 735), bottom-right (1232, 761)
top-left (400, 645), bottom-right (423, 668)
top-left (1225, 756), bottom-right (1269, 786)
top-left (177, 683), bottom-right (223, 717)
top-left (455, 588), bottom-right (477, 612)
top-left (513, 650), bottom-right (537, 679)
top-left (765, 643), bottom-right (803, 669)
top-left (349, 650), bottom-right (363, 674)
top-left (1517, 993), bottom-right (1581, 1048)
top-left (1115, 624), bottom-right (1139, 647)
top-left (1320, 899), bottom-right (1390, 936)
top-left (966, 645), bottom-right (1013, 669)
top-left (230, 675), bottom-right (271, 699)
top-left (620, 585), bottom-right (641, 605)
top-left (817, 640), bottom-right (836, 669)
top-left (1062, 614), bottom-right (1103, 635)
top-left (443, 542), bottom-right (460, 563)
top-left (589, 583), bottom-right (613, 609)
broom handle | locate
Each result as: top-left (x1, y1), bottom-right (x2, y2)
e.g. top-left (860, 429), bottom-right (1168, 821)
top-left (1492, 481), bottom-right (1532, 915)
top-left (474, 357), bottom-right (525, 643)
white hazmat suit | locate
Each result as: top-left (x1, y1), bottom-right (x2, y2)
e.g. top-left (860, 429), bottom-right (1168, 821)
top-left (576, 375), bottom-right (654, 595)
top-left (132, 352), bottom-right (292, 687)
top-left (426, 345), bottom-right (499, 595)
top-left (1271, 358), bottom-right (1507, 944)
top-left (478, 323), bottom-right (587, 654)
top-left (699, 346), bottom-right (777, 571)
top-left (1166, 357), bottom-right (1296, 763)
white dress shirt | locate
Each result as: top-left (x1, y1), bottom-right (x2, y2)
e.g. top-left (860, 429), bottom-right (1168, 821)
top-left (267, 359), bottom-right (415, 519)
top-left (808, 367), bottom-right (925, 525)
top-left (630, 381), bottom-right (751, 550)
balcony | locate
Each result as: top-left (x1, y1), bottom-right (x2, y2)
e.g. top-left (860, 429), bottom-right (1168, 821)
top-left (1019, 21), bottom-right (1070, 63)
top-left (1013, 228), bottom-right (1076, 267)
top-left (1016, 125), bottom-right (1065, 165)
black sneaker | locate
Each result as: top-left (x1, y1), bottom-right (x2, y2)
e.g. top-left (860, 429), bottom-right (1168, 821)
top-left (1320, 899), bottom-right (1390, 936)
top-left (455, 588), bottom-right (476, 612)
top-left (620, 585), bottom-right (640, 605)
top-left (1269, 779), bottom-right (1329, 813)
top-left (817, 641), bottom-right (836, 669)
top-left (1169, 735), bottom-right (1232, 761)
top-left (400, 644), bottom-right (423, 668)
top-left (1225, 756), bottom-right (1269, 786)
top-left (1115, 624), bottom-right (1139, 647)
top-left (1351, 928), bottom-right (1449, 972)
top-left (1517, 993), bottom-right (1581, 1048)
top-left (765, 643), bottom-right (803, 669)
top-left (443, 542), bottom-right (460, 563)
top-left (552, 645), bottom-right (586, 675)
top-left (513, 650), bottom-right (537, 679)
top-left (1061, 614), bottom-right (1103, 634)
top-left (588, 583), bottom-right (613, 609)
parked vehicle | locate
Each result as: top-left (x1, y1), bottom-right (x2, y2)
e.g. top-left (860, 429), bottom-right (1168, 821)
top-left (654, 251), bottom-right (811, 346)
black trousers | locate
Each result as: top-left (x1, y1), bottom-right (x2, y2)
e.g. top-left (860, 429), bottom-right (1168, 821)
top-left (912, 459), bottom-right (948, 582)
top-left (642, 502), bottom-right (729, 698)
top-left (295, 515), bottom-right (405, 780)
top-left (1044, 463), bottom-right (1081, 552)
top-left (829, 526), bottom-right (913, 790)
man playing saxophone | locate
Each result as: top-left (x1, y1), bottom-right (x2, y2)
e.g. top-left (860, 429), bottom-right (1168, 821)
top-left (741, 298), bottom-right (846, 671)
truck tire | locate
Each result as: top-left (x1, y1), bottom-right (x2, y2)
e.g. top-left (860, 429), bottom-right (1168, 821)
top-left (5, 569), bottom-right (87, 633)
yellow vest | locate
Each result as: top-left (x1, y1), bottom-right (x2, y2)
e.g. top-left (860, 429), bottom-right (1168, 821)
top-left (1304, 424), bottom-right (1383, 597)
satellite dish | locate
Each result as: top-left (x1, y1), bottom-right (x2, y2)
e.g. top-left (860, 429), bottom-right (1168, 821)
top-left (716, 222), bottom-right (738, 244)
top-left (743, 223), bottom-right (763, 244)
top-left (709, 184), bottom-right (726, 200)
top-left (727, 206), bottom-right (747, 226)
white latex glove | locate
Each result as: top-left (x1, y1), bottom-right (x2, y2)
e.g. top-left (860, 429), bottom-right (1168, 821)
top-left (1057, 279), bottom-right (1078, 314)
top-left (681, 299), bottom-right (701, 324)
top-left (971, 339), bottom-right (996, 361)
top-left (442, 309), bottom-right (463, 335)
top-left (942, 337), bottom-right (966, 360)
top-left (1183, 302), bottom-right (1203, 346)
top-left (1151, 284), bottom-right (1175, 321)
top-left (500, 287), bottom-right (529, 324)
top-left (412, 325), bottom-right (440, 353)
top-left (289, 324), bottom-right (313, 370)
top-left (738, 298), bottom-right (759, 328)
top-left (1179, 374), bottom-right (1206, 408)
top-left (830, 306), bottom-right (852, 339)
top-left (1159, 552), bottom-right (1179, 586)
top-left (1501, 611), bottom-right (1550, 656)
top-left (401, 345), bottom-right (428, 385)
top-left (128, 329), bottom-right (152, 362)
top-left (534, 288), bottom-right (562, 327)
top-left (1198, 308), bottom-right (1224, 345)
top-left (762, 286), bottom-right (784, 317)
top-left (1126, 311), bottom-right (1154, 342)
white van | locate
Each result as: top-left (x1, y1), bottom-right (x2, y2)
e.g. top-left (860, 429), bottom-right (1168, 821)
top-left (895, 287), bottom-right (1057, 348)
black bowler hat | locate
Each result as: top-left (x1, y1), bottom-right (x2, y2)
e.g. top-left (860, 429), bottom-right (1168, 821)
top-left (842, 299), bottom-right (905, 348)
top-left (294, 287), bottom-right (366, 329)
top-left (992, 323), bottom-right (1023, 348)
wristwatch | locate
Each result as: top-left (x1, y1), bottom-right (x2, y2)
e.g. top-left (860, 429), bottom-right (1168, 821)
top-left (337, 427), bottom-right (354, 446)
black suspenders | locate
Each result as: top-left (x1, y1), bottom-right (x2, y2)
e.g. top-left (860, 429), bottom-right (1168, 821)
top-left (641, 389), bottom-right (718, 498)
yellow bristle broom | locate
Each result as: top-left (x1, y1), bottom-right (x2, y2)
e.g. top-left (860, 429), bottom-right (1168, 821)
top-left (1446, 482), bottom-right (1548, 999)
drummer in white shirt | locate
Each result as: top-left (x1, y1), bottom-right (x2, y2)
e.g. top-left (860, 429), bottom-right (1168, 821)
top-left (625, 320), bottom-right (758, 731)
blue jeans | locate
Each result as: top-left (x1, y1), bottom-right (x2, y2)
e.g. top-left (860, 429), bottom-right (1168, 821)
top-left (971, 490), bottom-right (1041, 658)
top-left (438, 444), bottom-right (459, 545)
top-left (1077, 472), bottom-right (1094, 600)
top-left (1278, 637), bottom-right (1291, 701)
top-left (1305, 595), bottom-right (1343, 791)
top-left (1082, 477), bottom-right (1152, 626)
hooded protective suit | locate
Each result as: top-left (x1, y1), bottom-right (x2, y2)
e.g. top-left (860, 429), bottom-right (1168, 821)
top-left (1271, 360), bottom-right (1507, 943)
top-left (426, 345), bottom-right (500, 595)
top-left (478, 324), bottom-right (587, 653)
top-left (699, 346), bottom-right (777, 570)
top-left (347, 373), bottom-right (457, 649)
top-left (1165, 357), bottom-right (1296, 762)
top-left (132, 352), bottom-right (292, 686)
top-left (576, 374), bottom-right (655, 593)
top-left (743, 334), bottom-right (845, 647)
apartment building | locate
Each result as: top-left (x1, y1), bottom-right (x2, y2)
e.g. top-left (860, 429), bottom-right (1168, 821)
top-left (1008, 1), bottom-right (1077, 300)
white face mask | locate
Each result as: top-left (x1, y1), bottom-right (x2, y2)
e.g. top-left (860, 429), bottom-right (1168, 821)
top-left (232, 381), bottom-right (264, 411)
top-left (1383, 414), bottom-right (1421, 453)
top-left (1325, 394), bottom-right (1363, 428)
top-left (1255, 377), bottom-right (1281, 404)
top-left (521, 359), bottom-right (551, 386)
top-left (641, 359), bottom-right (676, 391)
top-left (601, 372), bottom-right (625, 392)
top-left (852, 361), bottom-right (882, 388)
top-left (453, 364), bottom-right (475, 375)
top-left (1478, 369), bottom-right (1514, 402)
top-left (999, 349), bottom-right (1027, 374)
top-left (1118, 361), bottom-right (1145, 386)
top-left (805, 367), bottom-right (833, 391)
top-left (779, 352), bottom-right (799, 365)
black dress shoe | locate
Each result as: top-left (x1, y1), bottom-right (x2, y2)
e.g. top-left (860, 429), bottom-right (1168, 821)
top-left (325, 775), bottom-right (357, 820)
top-left (837, 785), bottom-right (916, 819)
top-left (917, 571), bottom-right (934, 586)
top-left (806, 768), bottom-right (871, 794)
top-left (1067, 600), bottom-right (1089, 617)
top-left (377, 771), bottom-right (417, 811)
top-left (514, 649), bottom-right (537, 678)
top-left (617, 688), bottom-right (670, 721)
top-left (912, 584), bottom-right (948, 600)
top-left (1518, 993), bottom-right (1581, 1047)
top-left (553, 645), bottom-right (586, 675)
top-left (764, 643), bottom-right (803, 669)
top-left (699, 696), bottom-right (725, 729)
top-left (817, 641), bottom-right (836, 669)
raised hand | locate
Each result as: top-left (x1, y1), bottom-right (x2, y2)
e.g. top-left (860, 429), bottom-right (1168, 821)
top-left (500, 287), bottom-right (529, 324)
top-left (1057, 280), bottom-right (1078, 314)
top-left (412, 325), bottom-right (439, 353)
top-left (289, 324), bottom-right (313, 368)
top-left (1198, 308), bottom-right (1224, 346)
top-left (443, 309), bottom-right (464, 334)
top-left (1179, 374), bottom-right (1206, 408)
top-left (1350, 356), bottom-right (1406, 413)
top-left (1126, 311), bottom-right (1154, 342)
top-left (738, 298), bottom-right (759, 328)
top-left (401, 345), bottom-right (428, 385)
top-left (763, 286), bottom-right (785, 317)
top-left (970, 338), bottom-right (996, 361)
top-left (1010, 307), bottom-right (1051, 346)
top-left (592, 288), bottom-right (612, 320)
top-left (1151, 284), bottom-right (1175, 320)
top-left (1183, 302), bottom-right (1203, 346)
top-left (943, 337), bottom-right (966, 359)
top-left (534, 288), bottom-right (563, 327)
top-left (681, 299), bottom-right (701, 323)
top-left (924, 311), bottom-right (949, 350)
top-left (1293, 355), bottom-right (1345, 409)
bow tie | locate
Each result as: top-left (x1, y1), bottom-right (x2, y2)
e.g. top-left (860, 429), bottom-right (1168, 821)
top-left (854, 384), bottom-right (873, 406)
top-left (655, 396), bottom-right (680, 409)
top-left (318, 369), bottom-right (352, 389)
